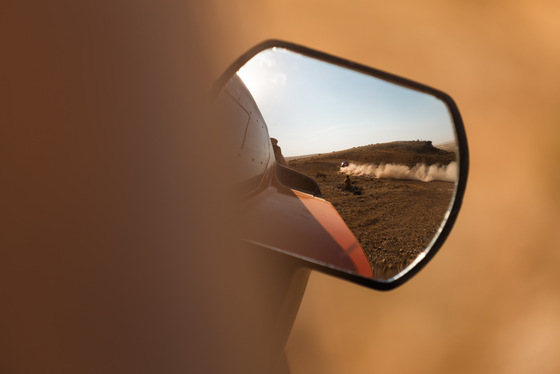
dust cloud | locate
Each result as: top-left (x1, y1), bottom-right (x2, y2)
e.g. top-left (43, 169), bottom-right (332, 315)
top-left (341, 162), bottom-right (457, 182)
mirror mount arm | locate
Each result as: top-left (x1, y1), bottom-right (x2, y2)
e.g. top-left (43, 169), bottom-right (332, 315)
top-left (275, 163), bottom-right (323, 198)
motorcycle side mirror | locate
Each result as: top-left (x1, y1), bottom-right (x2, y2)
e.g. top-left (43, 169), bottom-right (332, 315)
top-left (214, 41), bottom-right (468, 290)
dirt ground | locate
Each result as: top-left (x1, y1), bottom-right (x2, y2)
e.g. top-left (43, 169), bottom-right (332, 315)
top-left (287, 141), bottom-right (455, 279)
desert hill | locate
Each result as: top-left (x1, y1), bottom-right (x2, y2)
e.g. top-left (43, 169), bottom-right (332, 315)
top-left (309, 140), bottom-right (456, 166)
top-left (288, 140), bottom-right (456, 178)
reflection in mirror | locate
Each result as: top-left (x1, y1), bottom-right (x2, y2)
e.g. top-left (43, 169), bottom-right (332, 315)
top-left (233, 47), bottom-right (458, 281)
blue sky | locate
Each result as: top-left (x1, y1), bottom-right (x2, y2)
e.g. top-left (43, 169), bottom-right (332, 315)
top-left (238, 48), bottom-right (456, 157)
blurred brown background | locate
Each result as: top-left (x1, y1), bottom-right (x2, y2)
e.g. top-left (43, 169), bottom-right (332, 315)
top-left (3, 1), bottom-right (560, 373)
top-left (204, 1), bottom-right (560, 373)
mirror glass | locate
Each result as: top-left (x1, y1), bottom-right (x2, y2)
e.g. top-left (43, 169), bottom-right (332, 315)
top-left (226, 47), bottom-right (459, 281)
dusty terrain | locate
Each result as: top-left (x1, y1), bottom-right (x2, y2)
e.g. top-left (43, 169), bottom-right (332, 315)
top-left (288, 141), bottom-right (456, 279)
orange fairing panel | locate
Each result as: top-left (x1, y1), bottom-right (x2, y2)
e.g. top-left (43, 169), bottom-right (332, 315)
top-left (294, 191), bottom-right (373, 278)
top-left (242, 183), bottom-right (373, 278)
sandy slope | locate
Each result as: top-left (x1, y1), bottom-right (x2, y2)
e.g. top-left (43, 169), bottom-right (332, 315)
top-left (288, 141), bottom-right (455, 279)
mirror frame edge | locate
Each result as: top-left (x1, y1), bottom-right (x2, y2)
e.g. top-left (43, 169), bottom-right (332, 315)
top-left (213, 39), bottom-right (469, 291)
